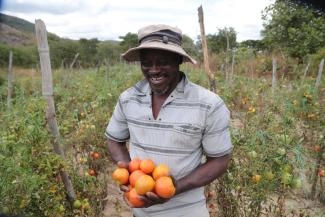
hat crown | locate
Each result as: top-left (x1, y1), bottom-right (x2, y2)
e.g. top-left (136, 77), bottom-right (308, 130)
top-left (138, 24), bottom-right (182, 41)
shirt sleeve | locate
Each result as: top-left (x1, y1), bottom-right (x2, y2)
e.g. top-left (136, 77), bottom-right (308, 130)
top-left (105, 96), bottom-right (130, 142)
top-left (202, 100), bottom-right (233, 157)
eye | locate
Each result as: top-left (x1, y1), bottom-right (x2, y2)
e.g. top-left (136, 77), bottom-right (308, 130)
top-left (141, 61), bottom-right (152, 68)
top-left (157, 60), bottom-right (169, 67)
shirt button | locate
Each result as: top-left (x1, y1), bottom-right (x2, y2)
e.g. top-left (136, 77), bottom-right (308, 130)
top-left (158, 118), bottom-right (162, 121)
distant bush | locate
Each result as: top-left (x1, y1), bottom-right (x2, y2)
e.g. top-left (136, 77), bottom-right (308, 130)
top-left (0, 44), bottom-right (37, 68)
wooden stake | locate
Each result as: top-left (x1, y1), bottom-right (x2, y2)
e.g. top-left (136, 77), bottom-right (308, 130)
top-left (198, 5), bottom-right (216, 93)
top-left (272, 56), bottom-right (277, 95)
top-left (35, 19), bottom-right (76, 201)
top-left (315, 59), bottom-right (324, 92)
top-left (7, 50), bottom-right (13, 110)
top-left (301, 60), bottom-right (310, 84)
top-left (230, 49), bottom-right (236, 82)
top-left (225, 30), bottom-right (229, 82)
top-left (70, 53), bottom-right (79, 69)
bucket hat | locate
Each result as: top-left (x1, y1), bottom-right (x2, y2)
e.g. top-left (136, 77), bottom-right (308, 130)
top-left (122, 24), bottom-right (196, 64)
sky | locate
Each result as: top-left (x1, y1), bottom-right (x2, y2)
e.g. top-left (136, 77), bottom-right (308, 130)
top-left (1, 0), bottom-right (275, 42)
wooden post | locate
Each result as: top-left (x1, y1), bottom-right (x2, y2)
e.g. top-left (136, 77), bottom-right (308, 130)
top-left (198, 5), bottom-right (216, 93)
top-left (302, 61), bottom-right (310, 83)
top-left (7, 50), bottom-right (13, 110)
top-left (31, 67), bottom-right (35, 94)
top-left (105, 58), bottom-right (109, 81)
top-left (272, 56), bottom-right (277, 95)
top-left (230, 49), bottom-right (236, 82)
top-left (315, 59), bottom-right (324, 92)
top-left (35, 19), bottom-right (76, 201)
top-left (70, 53), bottom-right (79, 69)
top-left (225, 29), bottom-right (229, 82)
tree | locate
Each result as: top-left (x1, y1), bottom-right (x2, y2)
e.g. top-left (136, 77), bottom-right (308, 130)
top-left (182, 35), bottom-right (200, 61)
top-left (239, 40), bottom-right (265, 51)
top-left (206, 27), bottom-right (237, 54)
top-left (261, 0), bottom-right (325, 60)
top-left (119, 33), bottom-right (138, 53)
top-left (78, 38), bottom-right (99, 67)
top-left (97, 40), bottom-right (122, 64)
top-left (49, 39), bottom-right (79, 68)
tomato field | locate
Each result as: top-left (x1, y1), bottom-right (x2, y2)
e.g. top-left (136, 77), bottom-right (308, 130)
top-left (0, 57), bottom-right (324, 217)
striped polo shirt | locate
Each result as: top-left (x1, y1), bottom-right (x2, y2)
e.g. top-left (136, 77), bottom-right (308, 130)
top-left (105, 72), bottom-right (232, 217)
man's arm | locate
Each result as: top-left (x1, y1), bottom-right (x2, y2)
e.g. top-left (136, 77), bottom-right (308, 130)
top-left (175, 154), bottom-right (231, 195)
top-left (107, 139), bottom-right (131, 164)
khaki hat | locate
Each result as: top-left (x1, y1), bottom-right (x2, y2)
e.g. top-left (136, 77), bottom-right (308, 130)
top-left (122, 24), bottom-right (197, 64)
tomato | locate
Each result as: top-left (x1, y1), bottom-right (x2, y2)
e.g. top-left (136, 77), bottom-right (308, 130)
top-left (265, 171), bottom-right (275, 181)
top-left (88, 169), bottom-right (96, 176)
top-left (248, 151), bottom-right (257, 159)
top-left (92, 152), bottom-right (100, 160)
top-left (277, 148), bottom-right (286, 156)
top-left (252, 174), bottom-right (262, 184)
top-left (73, 200), bottom-right (82, 209)
top-left (291, 178), bottom-right (302, 189)
top-left (281, 172), bottom-right (292, 185)
top-left (314, 145), bottom-right (321, 152)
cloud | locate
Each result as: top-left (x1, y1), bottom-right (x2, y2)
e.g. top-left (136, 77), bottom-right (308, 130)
top-left (1, 0), bottom-right (275, 41)
top-left (3, 0), bottom-right (81, 14)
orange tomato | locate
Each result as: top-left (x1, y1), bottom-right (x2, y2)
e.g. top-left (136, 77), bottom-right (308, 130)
top-left (129, 170), bottom-right (145, 187)
top-left (140, 159), bottom-right (155, 174)
top-left (129, 158), bottom-right (141, 173)
top-left (152, 164), bottom-right (170, 180)
top-left (154, 176), bottom-right (176, 199)
top-left (112, 168), bottom-right (129, 185)
top-left (128, 188), bottom-right (144, 208)
top-left (135, 174), bottom-right (155, 195)
top-left (88, 169), bottom-right (96, 176)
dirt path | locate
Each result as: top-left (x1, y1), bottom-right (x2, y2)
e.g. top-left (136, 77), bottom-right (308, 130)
top-left (103, 167), bottom-right (132, 217)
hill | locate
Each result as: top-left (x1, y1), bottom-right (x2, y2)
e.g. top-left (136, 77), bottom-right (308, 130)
top-left (0, 13), bottom-right (35, 33)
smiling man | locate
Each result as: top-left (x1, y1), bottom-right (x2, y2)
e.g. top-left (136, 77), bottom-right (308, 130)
top-left (106, 24), bottom-right (232, 217)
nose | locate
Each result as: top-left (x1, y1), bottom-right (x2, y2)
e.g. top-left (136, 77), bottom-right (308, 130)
top-left (148, 63), bottom-right (161, 73)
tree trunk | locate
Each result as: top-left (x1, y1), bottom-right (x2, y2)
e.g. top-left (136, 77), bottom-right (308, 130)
top-left (198, 5), bottom-right (216, 93)
top-left (35, 19), bottom-right (76, 201)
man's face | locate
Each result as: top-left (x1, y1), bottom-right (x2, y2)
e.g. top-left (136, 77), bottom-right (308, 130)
top-left (140, 49), bottom-right (181, 96)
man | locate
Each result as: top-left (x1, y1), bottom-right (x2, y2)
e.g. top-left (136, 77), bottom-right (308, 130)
top-left (106, 24), bottom-right (232, 217)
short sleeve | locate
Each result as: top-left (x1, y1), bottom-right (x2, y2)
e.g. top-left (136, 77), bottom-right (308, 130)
top-left (202, 100), bottom-right (233, 157)
top-left (105, 97), bottom-right (130, 142)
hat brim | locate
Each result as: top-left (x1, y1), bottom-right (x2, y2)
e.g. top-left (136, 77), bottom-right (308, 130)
top-left (121, 41), bottom-right (197, 64)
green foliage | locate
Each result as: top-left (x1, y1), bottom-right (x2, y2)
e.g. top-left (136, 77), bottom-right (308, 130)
top-left (182, 34), bottom-right (200, 61)
top-left (239, 40), bottom-right (266, 51)
top-left (0, 62), bottom-right (324, 216)
top-left (49, 38), bottom-right (79, 68)
top-left (97, 40), bottom-right (122, 65)
top-left (0, 44), bottom-right (38, 68)
top-left (119, 32), bottom-right (138, 53)
top-left (261, 0), bottom-right (325, 60)
top-left (78, 38), bottom-right (100, 68)
top-left (207, 27), bottom-right (237, 54)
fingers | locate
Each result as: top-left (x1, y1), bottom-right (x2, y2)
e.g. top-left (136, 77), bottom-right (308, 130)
top-left (138, 192), bottom-right (169, 208)
top-left (117, 161), bottom-right (129, 169)
top-left (120, 185), bottom-right (130, 192)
